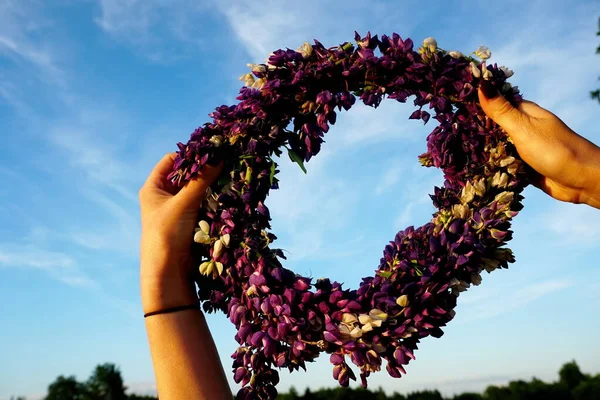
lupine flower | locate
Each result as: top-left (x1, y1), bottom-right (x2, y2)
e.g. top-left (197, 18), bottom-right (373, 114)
top-left (297, 42), bottom-right (313, 58)
top-left (500, 66), bottom-right (514, 78)
top-left (470, 61), bottom-right (481, 78)
top-left (474, 46), bottom-right (492, 59)
top-left (194, 220), bottom-right (211, 244)
top-left (423, 37), bottom-right (438, 52)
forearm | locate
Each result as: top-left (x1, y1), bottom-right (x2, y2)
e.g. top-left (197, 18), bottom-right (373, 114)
top-left (142, 279), bottom-right (232, 400)
top-left (579, 140), bottom-right (600, 209)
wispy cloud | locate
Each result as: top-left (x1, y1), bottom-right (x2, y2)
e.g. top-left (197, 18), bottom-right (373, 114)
top-left (94, 0), bottom-right (213, 62)
top-left (540, 202), bottom-right (600, 244)
top-left (0, 0), bottom-right (64, 89)
top-left (214, 0), bottom-right (422, 62)
top-left (0, 243), bottom-right (97, 288)
top-left (459, 279), bottom-right (574, 322)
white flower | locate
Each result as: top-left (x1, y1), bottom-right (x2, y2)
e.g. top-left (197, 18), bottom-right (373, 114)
top-left (474, 46), bottom-right (491, 60)
top-left (396, 294), bottom-right (409, 307)
top-left (482, 67), bottom-right (493, 80)
top-left (239, 73), bottom-right (255, 87)
top-left (368, 309), bottom-right (388, 323)
top-left (473, 178), bottom-right (486, 196)
top-left (461, 181), bottom-right (477, 203)
top-left (500, 66), bottom-right (514, 78)
top-left (499, 156), bottom-right (516, 167)
top-left (246, 63), bottom-right (266, 74)
top-left (338, 322), bottom-right (363, 338)
top-left (213, 240), bottom-right (224, 259)
top-left (423, 37), bottom-right (438, 52)
top-left (470, 61), bottom-right (481, 78)
top-left (297, 42), bottom-right (313, 58)
top-left (491, 171), bottom-right (509, 188)
top-left (252, 77), bottom-right (266, 89)
top-left (209, 135), bottom-right (223, 147)
top-left (448, 51), bottom-right (463, 59)
top-left (215, 261), bottom-right (224, 275)
top-left (199, 260), bottom-right (214, 276)
top-left (199, 220), bottom-right (210, 234)
top-left (341, 313), bottom-right (358, 324)
top-left (451, 204), bottom-right (470, 219)
top-left (194, 230), bottom-right (211, 245)
top-left (200, 260), bottom-right (223, 277)
top-left (220, 233), bottom-right (231, 247)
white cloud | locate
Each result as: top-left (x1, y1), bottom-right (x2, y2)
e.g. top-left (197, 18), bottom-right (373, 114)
top-left (94, 0), bottom-right (212, 62)
top-left (459, 279), bottom-right (574, 322)
top-left (541, 201), bottom-right (600, 243)
top-left (0, 1), bottom-right (64, 88)
top-left (213, 0), bottom-right (422, 62)
top-left (0, 244), bottom-right (97, 288)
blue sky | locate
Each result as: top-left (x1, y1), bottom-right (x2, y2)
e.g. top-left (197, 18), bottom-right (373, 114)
top-left (1, 0), bottom-right (599, 398)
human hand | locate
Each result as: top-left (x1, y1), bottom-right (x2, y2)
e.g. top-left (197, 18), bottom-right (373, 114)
top-left (479, 82), bottom-right (600, 208)
top-left (139, 153), bottom-right (222, 314)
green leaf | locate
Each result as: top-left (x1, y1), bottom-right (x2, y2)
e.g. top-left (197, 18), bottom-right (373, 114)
top-left (269, 161), bottom-right (277, 186)
top-left (287, 148), bottom-right (307, 174)
top-left (378, 271), bottom-right (393, 279)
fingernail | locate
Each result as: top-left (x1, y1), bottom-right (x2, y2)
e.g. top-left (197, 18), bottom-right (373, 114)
top-left (480, 80), bottom-right (499, 99)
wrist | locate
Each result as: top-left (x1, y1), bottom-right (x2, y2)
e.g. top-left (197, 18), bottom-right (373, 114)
top-left (141, 271), bottom-right (199, 315)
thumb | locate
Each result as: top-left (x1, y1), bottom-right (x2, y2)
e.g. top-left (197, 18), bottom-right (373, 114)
top-left (173, 163), bottom-right (223, 211)
top-left (478, 81), bottom-right (525, 138)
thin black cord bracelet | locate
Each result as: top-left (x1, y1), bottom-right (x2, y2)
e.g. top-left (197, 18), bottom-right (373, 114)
top-left (143, 303), bottom-right (201, 318)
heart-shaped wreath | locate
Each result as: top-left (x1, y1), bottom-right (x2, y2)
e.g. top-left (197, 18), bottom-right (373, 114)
top-left (169, 33), bottom-right (527, 399)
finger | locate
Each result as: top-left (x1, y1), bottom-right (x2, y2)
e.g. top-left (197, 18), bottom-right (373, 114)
top-left (145, 152), bottom-right (177, 187)
top-left (173, 163), bottom-right (223, 211)
top-left (478, 83), bottom-right (526, 139)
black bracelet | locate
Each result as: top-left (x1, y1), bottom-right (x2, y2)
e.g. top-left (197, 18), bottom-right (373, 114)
top-left (143, 303), bottom-right (201, 318)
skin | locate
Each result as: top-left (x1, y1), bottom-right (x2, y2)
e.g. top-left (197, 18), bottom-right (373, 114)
top-left (138, 94), bottom-right (600, 399)
top-left (478, 88), bottom-right (600, 208)
top-left (139, 154), bottom-right (231, 399)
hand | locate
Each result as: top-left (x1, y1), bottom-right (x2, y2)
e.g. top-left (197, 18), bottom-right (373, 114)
top-left (479, 82), bottom-right (600, 208)
top-left (139, 153), bottom-right (222, 314)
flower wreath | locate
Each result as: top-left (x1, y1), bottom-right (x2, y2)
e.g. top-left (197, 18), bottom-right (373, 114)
top-left (169, 33), bottom-right (527, 399)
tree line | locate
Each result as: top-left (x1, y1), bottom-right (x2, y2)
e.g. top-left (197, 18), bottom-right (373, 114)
top-left (7, 360), bottom-right (600, 400)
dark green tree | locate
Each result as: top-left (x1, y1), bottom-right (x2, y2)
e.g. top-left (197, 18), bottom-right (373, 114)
top-left (572, 374), bottom-right (600, 400)
top-left (559, 361), bottom-right (588, 392)
top-left (86, 363), bottom-right (127, 400)
top-left (45, 375), bottom-right (88, 400)
top-left (452, 393), bottom-right (483, 400)
top-left (406, 389), bottom-right (443, 400)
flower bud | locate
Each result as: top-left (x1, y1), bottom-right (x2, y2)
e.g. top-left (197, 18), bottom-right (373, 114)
top-left (194, 230), bottom-right (211, 244)
top-left (396, 294), bottom-right (409, 307)
top-left (482, 67), bottom-right (492, 80)
top-left (423, 37), bottom-right (438, 52)
top-left (239, 73), bottom-right (255, 87)
top-left (474, 46), bottom-right (491, 60)
top-left (213, 239), bottom-right (224, 259)
top-left (500, 66), bottom-right (514, 78)
top-left (209, 135), bottom-right (223, 147)
top-left (297, 42), bottom-right (313, 58)
top-left (221, 233), bottom-right (231, 247)
top-left (199, 220), bottom-right (210, 234)
top-left (448, 51), bottom-right (463, 59)
top-left (470, 61), bottom-right (481, 78)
